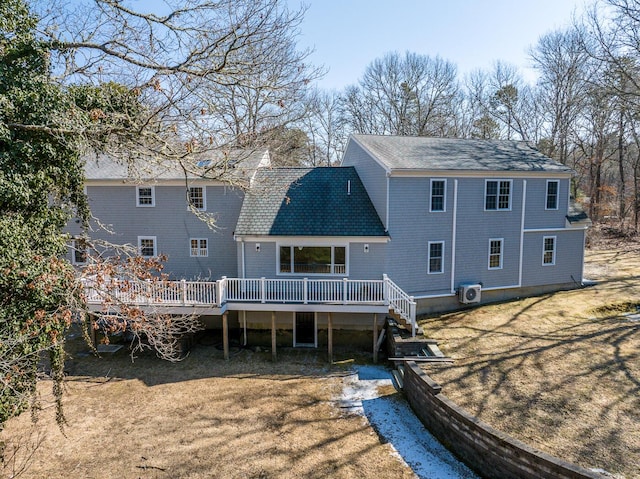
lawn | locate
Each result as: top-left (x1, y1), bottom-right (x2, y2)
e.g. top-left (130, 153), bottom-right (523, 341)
top-left (419, 234), bottom-right (640, 479)
top-left (1, 345), bottom-right (417, 479)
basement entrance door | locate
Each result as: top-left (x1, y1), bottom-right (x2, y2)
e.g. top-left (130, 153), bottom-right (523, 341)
top-left (294, 312), bottom-right (316, 347)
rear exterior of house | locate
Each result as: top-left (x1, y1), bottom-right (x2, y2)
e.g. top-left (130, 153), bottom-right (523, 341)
top-left (342, 135), bottom-right (590, 314)
top-left (73, 135), bottom-right (589, 353)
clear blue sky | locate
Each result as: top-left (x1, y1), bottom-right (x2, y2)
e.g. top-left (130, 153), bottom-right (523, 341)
top-left (288, 0), bottom-right (589, 90)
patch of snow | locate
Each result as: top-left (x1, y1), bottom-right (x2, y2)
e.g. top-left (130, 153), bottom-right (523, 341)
top-left (338, 365), bottom-right (478, 479)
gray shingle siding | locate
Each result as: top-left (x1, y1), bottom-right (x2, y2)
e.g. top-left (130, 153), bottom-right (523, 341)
top-left (341, 140), bottom-right (389, 230)
top-left (82, 184), bottom-right (243, 279)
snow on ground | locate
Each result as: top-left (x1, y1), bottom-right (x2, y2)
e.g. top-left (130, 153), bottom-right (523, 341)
top-left (337, 365), bottom-right (478, 479)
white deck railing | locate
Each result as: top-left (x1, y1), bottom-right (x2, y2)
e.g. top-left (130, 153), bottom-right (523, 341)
top-left (383, 274), bottom-right (417, 336)
top-left (85, 275), bottom-right (417, 336)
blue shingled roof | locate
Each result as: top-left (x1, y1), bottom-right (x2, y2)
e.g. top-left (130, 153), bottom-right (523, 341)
top-left (235, 167), bottom-right (387, 237)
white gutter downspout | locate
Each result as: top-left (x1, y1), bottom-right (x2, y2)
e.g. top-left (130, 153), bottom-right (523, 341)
top-left (385, 173), bottom-right (390, 232)
top-left (518, 180), bottom-right (527, 287)
top-left (241, 240), bottom-right (246, 279)
top-left (450, 179), bottom-right (458, 294)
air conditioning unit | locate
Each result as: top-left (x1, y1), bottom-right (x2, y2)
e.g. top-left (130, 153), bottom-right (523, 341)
top-left (459, 284), bottom-right (481, 304)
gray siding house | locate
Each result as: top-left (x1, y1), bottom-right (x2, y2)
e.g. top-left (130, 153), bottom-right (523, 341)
top-left (342, 135), bottom-right (590, 313)
top-left (74, 135), bottom-right (589, 354)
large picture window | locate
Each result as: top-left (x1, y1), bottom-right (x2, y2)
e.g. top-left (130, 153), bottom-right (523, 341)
top-left (485, 180), bottom-right (511, 211)
top-left (279, 246), bottom-right (346, 274)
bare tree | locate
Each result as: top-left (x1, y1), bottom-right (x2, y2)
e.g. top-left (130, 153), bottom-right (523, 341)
top-left (530, 27), bottom-right (593, 164)
top-left (342, 51), bottom-right (460, 137)
top-left (28, 0), bottom-right (320, 179)
top-left (301, 89), bottom-right (346, 166)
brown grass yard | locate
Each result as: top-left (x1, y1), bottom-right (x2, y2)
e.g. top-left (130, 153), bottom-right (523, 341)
top-left (2, 347), bottom-right (417, 479)
top-left (420, 233), bottom-right (640, 479)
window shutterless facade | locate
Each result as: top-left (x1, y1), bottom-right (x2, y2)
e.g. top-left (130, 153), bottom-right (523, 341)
top-left (488, 238), bottom-right (503, 270)
top-left (278, 245), bottom-right (347, 275)
top-left (485, 180), bottom-right (511, 211)
top-left (138, 236), bottom-right (157, 257)
top-left (428, 241), bottom-right (444, 274)
top-left (543, 236), bottom-right (556, 265)
top-left (136, 186), bottom-right (155, 207)
top-left (430, 179), bottom-right (446, 212)
top-left (546, 180), bottom-right (559, 210)
top-left (188, 186), bottom-right (206, 210)
top-left (190, 238), bottom-right (208, 257)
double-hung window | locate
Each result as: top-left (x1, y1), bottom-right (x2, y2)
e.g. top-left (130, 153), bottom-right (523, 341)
top-left (485, 180), bottom-right (511, 211)
top-left (428, 241), bottom-right (444, 274)
top-left (546, 180), bottom-right (559, 210)
top-left (430, 179), bottom-right (446, 212)
top-left (72, 239), bottom-right (87, 265)
top-left (138, 236), bottom-right (157, 257)
top-left (136, 186), bottom-right (155, 207)
top-left (190, 238), bottom-right (208, 257)
top-left (543, 236), bottom-right (556, 265)
top-left (188, 186), bottom-right (206, 210)
top-left (279, 246), bottom-right (346, 275)
top-left (488, 238), bottom-right (503, 270)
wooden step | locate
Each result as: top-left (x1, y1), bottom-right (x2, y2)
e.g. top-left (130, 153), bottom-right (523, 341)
top-left (422, 343), bottom-right (444, 357)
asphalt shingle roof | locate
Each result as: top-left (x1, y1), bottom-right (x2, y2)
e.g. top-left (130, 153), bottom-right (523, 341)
top-left (350, 134), bottom-right (573, 173)
top-left (83, 149), bottom-right (269, 181)
top-left (235, 167), bottom-right (387, 237)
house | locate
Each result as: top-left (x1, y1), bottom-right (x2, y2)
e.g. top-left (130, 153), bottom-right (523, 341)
top-left (342, 135), bottom-right (590, 313)
top-left (72, 135), bottom-right (590, 357)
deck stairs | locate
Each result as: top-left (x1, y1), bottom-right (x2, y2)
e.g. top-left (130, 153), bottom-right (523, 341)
top-left (387, 310), bottom-right (423, 336)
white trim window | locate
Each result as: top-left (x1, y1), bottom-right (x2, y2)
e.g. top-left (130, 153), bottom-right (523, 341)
top-left (72, 239), bottom-right (87, 265)
top-left (136, 186), bottom-right (155, 207)
top-left (278, 245), bottom-right (347, 275)
top-left (543, 236), bottom-right (556, 265)
top-left (138, 236), bottom-right (157, 257)
top-left (428, 241), bottom-right (444, 274)
top-left (488, 238), bottom-right (503, 270)
top-left (485, 180), bottom-right (512, 211)
top-left (546, 180), bottom-right (559, 210)
top-left (190, 238), bottom-right (208, 257)
top-left (188, 186), bottom-right (206, 211)
top-left (430, 179), bottom-right (446, 212)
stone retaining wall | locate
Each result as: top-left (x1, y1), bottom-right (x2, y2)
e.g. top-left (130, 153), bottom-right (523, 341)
top-left (402, 361), bottom-right (603, 479)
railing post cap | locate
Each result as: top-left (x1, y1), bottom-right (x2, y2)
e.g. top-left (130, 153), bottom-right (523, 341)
top-left (383, 274), bottom-right (388, 279)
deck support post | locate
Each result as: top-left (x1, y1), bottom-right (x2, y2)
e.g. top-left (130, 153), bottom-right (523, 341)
top-left (271, 311), bottom-right (277, 361)
top-left (88, 313), bottom-right (97, 349)
top-left (328, 312), bottom-right (333, 363)
top-left (242, 310), bottom-right (247, 346)
top-left (373, 313), bottom-right (378, 363)
top-left (222, 312), bottom-right (229, 360)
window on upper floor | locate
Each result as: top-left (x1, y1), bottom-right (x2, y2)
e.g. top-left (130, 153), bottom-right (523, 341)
top-left (488, 238), bottom-right (503, 270)
top-left (188, 186), bottom-right (206, 210)
top-left (136, 186), bottom-right (155, 207)
top-left (546, 180), bottom-right (559, 210)
top-left (428, 241), bottom-right (444, 274)
top-left (485, 180), bottom-right (511, 211)
top-left (190, 238), bottom-right (208, 257)
top-left (72, 239), bottom-right (87, 265)
top-left (279, 245), bottom-right (347, 275)
top-left (430, 179), bottom-right (446, 212)
top-left (543, 236), bottom-right (556, 265)
top-left (138, 236), bottom-right (157, 257)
